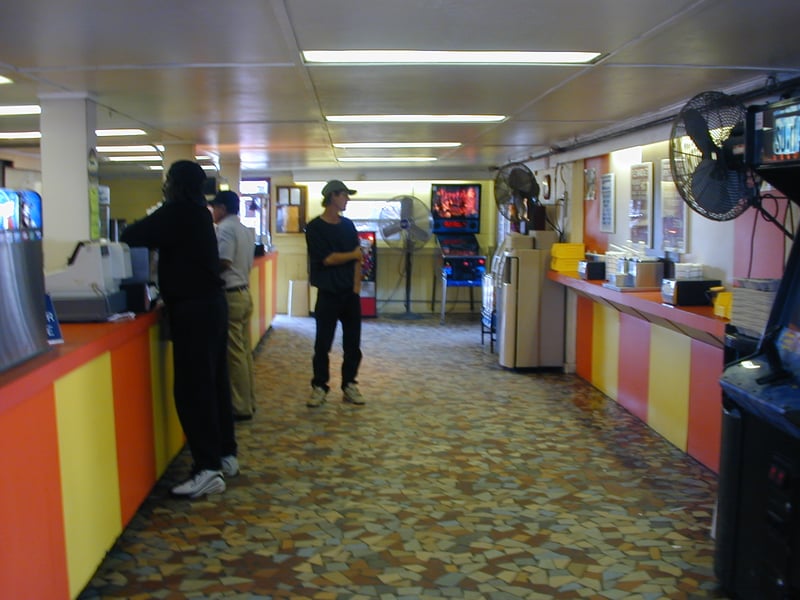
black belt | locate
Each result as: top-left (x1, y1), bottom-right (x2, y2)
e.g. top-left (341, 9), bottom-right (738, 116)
top-left (225, 285), bottom-right (248, 292)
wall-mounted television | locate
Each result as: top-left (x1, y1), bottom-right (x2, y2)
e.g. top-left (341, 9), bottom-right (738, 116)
top-left (431, 183), bottom-right (481, 234)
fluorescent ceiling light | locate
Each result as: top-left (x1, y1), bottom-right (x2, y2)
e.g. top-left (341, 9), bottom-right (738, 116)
top-left (0, 131), bottom-right (41, 140)
top-left (96, 129), bottom-right (146, 137)
top-left (97, 144), bottom-right (165, 153)
top-left (303, 50), bottom-right (600, 64)
top-left (0, 76), bottom-right (13, 85)
top-left (337, 156), bottom-right (437, 163)
top-left (105, 155), bottom-right (163, 162)
top-left (327, 114), bottom-right (505, 123)
top-left (334, 142), bottom-right (461, 149)
top-left (0, 105), bottom-right (41, 116)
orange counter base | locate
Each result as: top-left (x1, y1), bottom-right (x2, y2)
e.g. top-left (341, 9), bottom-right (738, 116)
top-left (549, 270), bottom-right (728, 473)
top-left (0, 251), bottom-right (277, 600)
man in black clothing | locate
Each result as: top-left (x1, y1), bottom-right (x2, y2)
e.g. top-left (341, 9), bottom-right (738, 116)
top-left (120, 160), bottom-right (238, 498)
top-left (305, 180), bottom-right (365, 407)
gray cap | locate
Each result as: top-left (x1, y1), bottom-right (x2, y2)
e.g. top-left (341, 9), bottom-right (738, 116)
top-left (321, 180), bottom-right (357, 197)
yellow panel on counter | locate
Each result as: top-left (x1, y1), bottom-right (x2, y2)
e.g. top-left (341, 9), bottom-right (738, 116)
top-left (591, 302), bottom-right (619, 398)
top-left (54, 353), bottom-right (121, 599)
top-left (149, 327), bottom-right (183, 476)
top-left (648, 325), bottom-right (690, 450)
top-left (249, 267), bottom-right (260, 349)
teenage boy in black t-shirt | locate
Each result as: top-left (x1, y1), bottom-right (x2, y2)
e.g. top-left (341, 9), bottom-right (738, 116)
top-left (304, 180), bottom-right (365, 407)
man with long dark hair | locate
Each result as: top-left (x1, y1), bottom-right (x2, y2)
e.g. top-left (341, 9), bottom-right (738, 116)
top-left (121, 160), bottom-right (238, 497)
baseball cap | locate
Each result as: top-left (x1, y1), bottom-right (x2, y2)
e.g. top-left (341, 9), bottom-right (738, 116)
top-left (209, 190), bottom-right (240, 214)
top-left (321, 180), bottom-right (357, 197)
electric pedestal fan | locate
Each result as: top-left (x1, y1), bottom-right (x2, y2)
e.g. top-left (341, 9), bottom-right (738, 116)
top-left (669, 90), bottom-right (793, 238)
top-left (493, 161), bottom-right (543, 228)
top-left (378, 195), bottom-right (433, 319)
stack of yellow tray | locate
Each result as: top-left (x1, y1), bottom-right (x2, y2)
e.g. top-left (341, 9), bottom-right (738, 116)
top-left (550, 243), bottom-right (585, 272)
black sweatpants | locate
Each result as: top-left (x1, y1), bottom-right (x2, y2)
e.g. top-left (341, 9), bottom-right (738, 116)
top-left (167, 291), bottom-right (237, 472)
top-left (311, 289), bottom-right (362, 391)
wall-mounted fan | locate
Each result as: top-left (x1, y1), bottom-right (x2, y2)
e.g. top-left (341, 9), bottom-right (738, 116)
top-left (669, 90), bottom-right (792, 238)
top-left (493, 161), bottom-right (541, 223)
top-left (379, 195), bottom-right (433, 318)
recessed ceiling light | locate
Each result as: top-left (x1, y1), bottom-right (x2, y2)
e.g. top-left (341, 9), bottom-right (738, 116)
top-left (334, 142), bottom-right (461, 149)
top-left (303, 50), bottom-right (601, 65)
top-left (105, 155), bottom-right (163, 162)
top-left (0, 105), bottom-right (41, 116)
top-left (95, 129), bottom-right (146, 137)
top-left (97, 144), bottom-right (165, 153)
top-left (337, 156), bottom-right (437, 163)
top-left (0, 131), bottom-right (41, 140)
top-left (327, 115), bottom-right (505, 123)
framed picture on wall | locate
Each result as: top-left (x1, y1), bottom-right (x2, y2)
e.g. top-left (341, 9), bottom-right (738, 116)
top-left (660, 158), bottom-right (688, 253)
top-left (584, 168), bottom-right (597, 201)
top-left (629, 162), bottom-right (653, 247)
top-left (600, 173), bottom-right (615, 233)
top-left (275, 185), bottom-right (307, 233)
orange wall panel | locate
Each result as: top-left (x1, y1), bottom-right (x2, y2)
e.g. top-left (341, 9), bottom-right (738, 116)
top-left (687, 339), bottom-right (725, 472)
top-left (0, 385), bottom-right (69, 599)
top-left (111, 334), bottom-right (157, 524)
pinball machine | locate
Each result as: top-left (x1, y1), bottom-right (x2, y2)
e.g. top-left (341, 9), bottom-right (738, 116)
top-left (430, 183), bottom-right (486, 323)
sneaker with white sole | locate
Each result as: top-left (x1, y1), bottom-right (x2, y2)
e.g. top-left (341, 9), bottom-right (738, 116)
top-left (171, 469), bottom-right (225, 498)
top-left (221, 455), bottom-right (239, 478)
top-left (343, 383), bottom-right (365, 405)
top-left (307, 386), bottom-right (328, 408)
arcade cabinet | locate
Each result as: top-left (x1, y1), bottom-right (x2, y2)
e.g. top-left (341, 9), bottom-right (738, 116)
top-left (714, 95), bottom-right (800, 600)
top-left (430, 183), bottom-right (486, 323)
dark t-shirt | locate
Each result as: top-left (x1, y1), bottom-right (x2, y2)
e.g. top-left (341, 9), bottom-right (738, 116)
top-left (305, 215), bottom-right (359, 293)
top-left (120, 199), bottom-right (223, 302)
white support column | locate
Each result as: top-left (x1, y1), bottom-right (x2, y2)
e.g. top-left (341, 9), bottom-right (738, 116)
top-left (39, 94), bottom-right (97, 271)
top-left (220, 159), bottom-right (241, 194)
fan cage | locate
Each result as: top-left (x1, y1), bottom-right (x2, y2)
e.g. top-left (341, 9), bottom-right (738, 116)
top-left (668, 91), bottom-right (751, 221)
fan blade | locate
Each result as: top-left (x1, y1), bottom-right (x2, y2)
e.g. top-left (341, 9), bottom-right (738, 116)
top-left (691, 159), bottom-right (732, 215)
top-left (400, 198), bottom-right (414, 220)
top-left (683, 108), bottom-right (718, 159)
top-left (408, 223), bottom-right (430, 243)
top-left (381, 222), bottom-right (402, 237)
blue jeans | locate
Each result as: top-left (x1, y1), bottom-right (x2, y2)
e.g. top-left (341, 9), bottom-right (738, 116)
top-left (312, 290), bottom-right (362, 391)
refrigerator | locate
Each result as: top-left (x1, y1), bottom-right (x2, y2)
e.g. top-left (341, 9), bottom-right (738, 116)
top-left (358, 231), bottom-right (377, 317)
top-left (497, 244), bottom-right (565, 369)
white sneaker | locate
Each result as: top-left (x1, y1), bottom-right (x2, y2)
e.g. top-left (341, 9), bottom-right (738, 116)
top-left (307, 386), bottom-right (328, 408)
top-left (221, 455), bottom-right (239, 478)
top-left (343, 383), bottom-right (365, 405)
top-left (171, 469), bottom-right (225, 498)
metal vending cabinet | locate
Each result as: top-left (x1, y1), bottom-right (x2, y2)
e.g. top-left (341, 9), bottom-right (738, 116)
top-left (358, 231), bottom-right (377, 317)
top-left (497, 248), bottom-right (564, 369)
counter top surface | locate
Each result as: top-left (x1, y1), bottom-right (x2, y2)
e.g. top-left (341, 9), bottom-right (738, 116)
top-left (0, 311), bottom-right (160, 413)
top-left (548, 270), bottom-right (728, 346)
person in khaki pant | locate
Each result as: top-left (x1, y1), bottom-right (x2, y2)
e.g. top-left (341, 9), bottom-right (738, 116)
top-left (209, 191), bottom-right (256, 421)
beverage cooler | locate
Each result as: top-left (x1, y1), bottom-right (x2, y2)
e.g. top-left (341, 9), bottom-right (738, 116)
top-left (358, 231), bottom-right (377, 317)
top-left (0, 189), bottom-right (50, 373)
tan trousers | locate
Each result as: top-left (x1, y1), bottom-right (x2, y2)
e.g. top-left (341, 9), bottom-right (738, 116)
top-left (225, 288), bottom-right (256, 417)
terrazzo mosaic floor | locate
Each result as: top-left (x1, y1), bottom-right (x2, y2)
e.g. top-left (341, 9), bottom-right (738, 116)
top-left (79, 313), bottom-right (728, 599)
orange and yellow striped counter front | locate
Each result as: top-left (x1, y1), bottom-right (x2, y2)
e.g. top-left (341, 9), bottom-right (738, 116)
top-left (550, 270), bottom-right (728, 473)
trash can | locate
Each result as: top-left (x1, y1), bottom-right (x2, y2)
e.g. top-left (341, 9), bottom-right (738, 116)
top-left (287, 280), bottom-right (309, 317)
